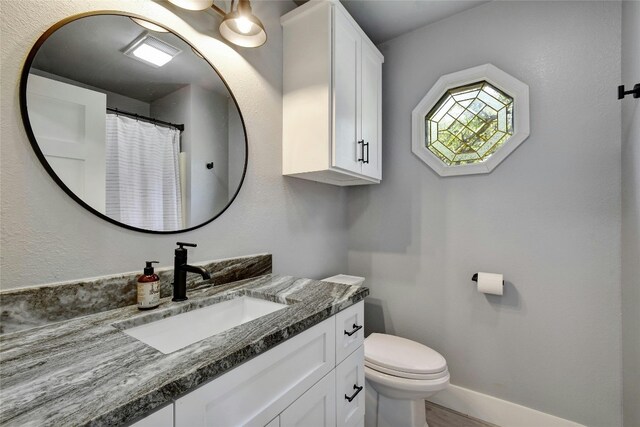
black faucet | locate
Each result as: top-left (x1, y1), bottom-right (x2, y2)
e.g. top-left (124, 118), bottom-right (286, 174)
top-left (172, 242), bottom-right (211, 302)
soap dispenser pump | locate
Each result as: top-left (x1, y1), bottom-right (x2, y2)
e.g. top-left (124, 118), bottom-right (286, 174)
top-left (137, 261), bottom-right (160, 310)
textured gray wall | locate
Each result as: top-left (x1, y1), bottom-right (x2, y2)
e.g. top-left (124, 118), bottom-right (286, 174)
top-left (347, 2), bottom-right (622, 425)
top-left (0, 0), bottom-right (348, 288)
top-left (621, 2), bottom-right (640, 426)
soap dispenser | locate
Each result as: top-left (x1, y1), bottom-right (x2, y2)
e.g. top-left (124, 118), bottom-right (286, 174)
top-left (137, 261), bottom-right (160, 310)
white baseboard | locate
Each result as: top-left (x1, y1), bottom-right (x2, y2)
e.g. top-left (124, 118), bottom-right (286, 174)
top-left (427, 384), bottom-right (585, 427)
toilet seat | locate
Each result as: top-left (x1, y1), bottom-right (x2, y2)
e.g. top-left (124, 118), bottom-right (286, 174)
top-left (365, 359), bottom-right (449, 380)
top-left (365, 333), bottom-right (448, 376)
top-left (364, 364), bottom-right (450, 399)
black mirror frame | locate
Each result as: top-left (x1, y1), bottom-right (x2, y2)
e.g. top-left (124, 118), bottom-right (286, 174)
top-left (19, 10), bottom-right (249, 234)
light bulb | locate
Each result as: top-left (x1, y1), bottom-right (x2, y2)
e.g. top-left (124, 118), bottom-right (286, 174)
top-left (235, 16), bottom-right (253, 34)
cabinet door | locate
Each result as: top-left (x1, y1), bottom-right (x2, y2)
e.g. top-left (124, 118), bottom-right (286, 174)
top-left (332, 5), bottom-right (362, 175)
top-left (336, 346), bottom-right (365, 427)
top-left (360, 42), bottom-right (382, 180)
top-left (281, 371), bottom-right (337, 427)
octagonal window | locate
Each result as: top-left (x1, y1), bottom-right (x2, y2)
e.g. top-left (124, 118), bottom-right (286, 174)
top-left (412, 64), bottom-right (529, 176)
top-left (426, 81), bottom-right (513, 166)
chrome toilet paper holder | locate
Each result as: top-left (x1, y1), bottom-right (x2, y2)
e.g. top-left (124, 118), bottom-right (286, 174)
top-left (472, 273), bottom-right (504, 285)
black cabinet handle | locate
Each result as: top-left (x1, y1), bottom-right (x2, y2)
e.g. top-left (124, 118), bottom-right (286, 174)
top-left (344, 324), bottom-right (363, 336)
top-left (345, 384), bottom-right (363, 402)
top-left (364, 142), bottom-right (370, 164)
top-left (357, 140), bottom-right (365, 162)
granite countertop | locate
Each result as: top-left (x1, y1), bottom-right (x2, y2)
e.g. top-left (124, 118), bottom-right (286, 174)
top-left (0, 274), bottom-right (369, 426)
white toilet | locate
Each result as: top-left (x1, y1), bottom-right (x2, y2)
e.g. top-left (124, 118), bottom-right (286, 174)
top-left (364, 334), bottom-right (449, 427)
top-left (321, 275), bottom-right (449, 427)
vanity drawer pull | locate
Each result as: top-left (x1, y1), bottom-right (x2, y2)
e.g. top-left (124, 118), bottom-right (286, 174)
top-left (344, 324), bottom-right (363, 336)
top-left (345, 384), bottom-right (363, 402)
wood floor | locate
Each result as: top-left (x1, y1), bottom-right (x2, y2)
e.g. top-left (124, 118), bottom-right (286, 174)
top-left (425, 401), bottom-right (499, 427)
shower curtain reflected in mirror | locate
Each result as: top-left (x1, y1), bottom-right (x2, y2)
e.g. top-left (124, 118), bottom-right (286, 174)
top-left (105, 115), bottom-right (183, 231)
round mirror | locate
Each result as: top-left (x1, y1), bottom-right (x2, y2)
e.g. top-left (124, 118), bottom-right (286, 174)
top-left (20, 12), bottom-right (247, 233)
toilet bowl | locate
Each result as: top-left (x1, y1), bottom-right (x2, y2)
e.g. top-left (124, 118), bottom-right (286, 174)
top-left (364, 333), bottom-right (449, 427)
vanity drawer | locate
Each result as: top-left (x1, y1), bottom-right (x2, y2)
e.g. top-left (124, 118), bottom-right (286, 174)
top-left (335, 301), bottom-right (364, 363)
top-left (175, 318), bottom-right (336, 427)
top-left (336, 345), bottom-right (365, 427)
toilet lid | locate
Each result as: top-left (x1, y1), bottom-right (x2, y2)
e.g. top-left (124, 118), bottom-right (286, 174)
top-left (365, 360), bottom-right (449, 380)
top-left (364, 333), bottom-right (447, 375)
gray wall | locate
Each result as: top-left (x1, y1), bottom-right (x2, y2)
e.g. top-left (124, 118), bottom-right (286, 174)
top-left (0, 0), bottom-right (348, 288)
top-left (189, 85), bottom-right (230, 222)
top-left (621, 2), bottom-right (640, 426)
top-left (347, 2), bottom-right (622, 425)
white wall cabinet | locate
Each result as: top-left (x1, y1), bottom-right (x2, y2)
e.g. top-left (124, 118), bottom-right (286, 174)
top-left (134, 302), bottom-right (365, 427)
top-left (282, 1), bottom-right (383, 186)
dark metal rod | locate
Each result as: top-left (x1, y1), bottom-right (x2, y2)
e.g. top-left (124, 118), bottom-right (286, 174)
top-left (344, 324), bottom-right (363, 337)
top-left (210, 2), bottom-right (226, 17)
top-left (345, 385), bottom-right (363, 403)
top-left (618, 83), bottom-right (640, 100)
top-left (106, 107), bottom-right (185, 132)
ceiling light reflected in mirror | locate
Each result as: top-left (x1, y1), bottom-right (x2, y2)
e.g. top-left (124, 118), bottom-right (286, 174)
top-left (124, 33), bottom-right (182, 67)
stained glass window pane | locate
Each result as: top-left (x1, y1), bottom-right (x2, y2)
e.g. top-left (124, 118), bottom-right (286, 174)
top-left (425, 81), bottom-right (514, 166)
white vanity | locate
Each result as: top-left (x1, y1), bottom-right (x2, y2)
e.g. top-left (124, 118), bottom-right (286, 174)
top-left (0, 272), bottom-right (368, 427)
top-left (133, 301), bottom-right (365, 427)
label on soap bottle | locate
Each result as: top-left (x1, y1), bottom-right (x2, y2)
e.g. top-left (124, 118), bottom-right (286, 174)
top-left (137, 281), bottom-right (160, 309)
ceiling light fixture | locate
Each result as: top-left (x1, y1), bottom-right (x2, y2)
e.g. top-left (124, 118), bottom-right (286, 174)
top-left (168, 0), bottom-right (267, 48)
top-left (124, 33), bottom-right (182, 67)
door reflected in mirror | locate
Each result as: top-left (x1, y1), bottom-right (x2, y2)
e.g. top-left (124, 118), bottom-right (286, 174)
top-left (21, 13), bottom-right (247, 233)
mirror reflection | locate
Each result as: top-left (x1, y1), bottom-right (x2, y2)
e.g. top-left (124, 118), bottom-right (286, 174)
top-left (23, 13), bottom-right (247, 233)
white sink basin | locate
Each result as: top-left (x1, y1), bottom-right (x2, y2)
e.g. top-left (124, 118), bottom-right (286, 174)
top-left (123, 296), bottom-right (288, 354)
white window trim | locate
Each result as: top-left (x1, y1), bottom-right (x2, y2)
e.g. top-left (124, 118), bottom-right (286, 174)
top-left (411, 64), bottom-right (530, 176)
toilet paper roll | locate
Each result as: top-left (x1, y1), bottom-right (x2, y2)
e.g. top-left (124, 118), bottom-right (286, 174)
top-left (477, 272), bottom-right (503, 295)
